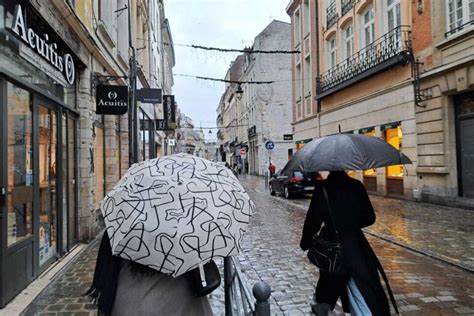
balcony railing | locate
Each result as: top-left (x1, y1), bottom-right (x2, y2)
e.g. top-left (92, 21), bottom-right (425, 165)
top-left (445, 19), bottom-right (474, 37)
top-left (341, 0), bottom-right (352, 16)
top-left (326, 1), bottom-right (337, 29)
top-left (316, 25), bottom-right (412, 98)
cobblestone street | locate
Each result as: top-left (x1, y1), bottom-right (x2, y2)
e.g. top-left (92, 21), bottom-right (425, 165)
top-left (22, 176), bottom-right (474, 315)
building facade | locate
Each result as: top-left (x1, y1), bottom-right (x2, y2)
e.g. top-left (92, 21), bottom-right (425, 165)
top-left (218, 20), bottom-right (293, 175)
top-left (286, 0), bottom-right (473, 207)
top-left (0, 0), bottom-right (175, 306)
top-left (288, 0), bottom-right (418, 199)
top-left (412, 0), bottom-right (474, 206)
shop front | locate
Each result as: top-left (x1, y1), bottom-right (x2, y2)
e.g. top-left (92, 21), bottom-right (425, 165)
top-left (382, 122), bottom-right (404, 196)
top-left (360, 128), bottom-right (377, 192)
top-left (0, 0), bottom-right (80, 306)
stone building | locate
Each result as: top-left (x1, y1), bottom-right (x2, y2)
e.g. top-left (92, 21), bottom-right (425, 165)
top-left (287, 0), bottom-right (418, 199)
top-left (412, 0), bottom-right (474, 206)
top-left (217, 20), bottom-right (293, 175)
top-left (286, 0), bottom-right (473, 207)
top-left (0, 0), bottom-right (175, 306)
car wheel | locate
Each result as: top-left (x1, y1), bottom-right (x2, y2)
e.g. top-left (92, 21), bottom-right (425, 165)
top-left (269, 184), bottom-right (276, 196)
top-left (284, 186), bottom-right (292, 199)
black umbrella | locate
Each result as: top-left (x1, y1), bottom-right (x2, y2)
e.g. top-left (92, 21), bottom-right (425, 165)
top-left (285, 134), bottom-right (412, 172)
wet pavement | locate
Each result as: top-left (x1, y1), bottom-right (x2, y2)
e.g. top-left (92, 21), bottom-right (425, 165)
top-left (22, 175), bottom-right (474, 315)
top-left (259, 177), bottom-right (474, 272)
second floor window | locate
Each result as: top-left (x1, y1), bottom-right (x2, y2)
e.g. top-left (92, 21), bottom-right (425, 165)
top-left (362, 6), bottom-right (375, 48)
top-left (343, 25), bottom-right (354, 60)
top-left (328, 37), bottom-right (337, 69)
top-left (447, 0), bottom-right (474, 35)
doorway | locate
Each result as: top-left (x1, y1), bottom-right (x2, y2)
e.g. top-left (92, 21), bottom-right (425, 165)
top-left (0, 79), bottom-right (78, 307)
top-left (456, 93), bottom-right (474, 199)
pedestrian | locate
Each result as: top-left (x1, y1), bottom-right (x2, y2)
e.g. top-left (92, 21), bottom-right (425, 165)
top-left (87, 232), bottom-right (214, 316)
top-left (300, 171), bottom-right (397, 315)
top-left (268, 163), bottom-right (276, 177)
top-left (237, 161), bottom-right (243, 175)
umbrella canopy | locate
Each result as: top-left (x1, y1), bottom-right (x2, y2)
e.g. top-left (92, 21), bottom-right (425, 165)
top-left (101, 153), bottom-right (255, 277)
top-left (285, 134), bottom-right (412, 172)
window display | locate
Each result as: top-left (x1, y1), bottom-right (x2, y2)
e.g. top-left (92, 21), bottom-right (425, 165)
top-left (363, 129), bottom-right (377, 176)
top-left (385, 125), bottom-right (404, 178)
top-left (38, 106), bottom-right (58, 265)
top-left (6, 83), bottom-right (33, 246)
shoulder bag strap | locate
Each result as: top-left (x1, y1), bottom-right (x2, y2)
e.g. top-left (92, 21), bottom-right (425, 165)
top-left (321, 185), bottom-right (340, 241)
top-left (369, 245), bottom-right (399, 314)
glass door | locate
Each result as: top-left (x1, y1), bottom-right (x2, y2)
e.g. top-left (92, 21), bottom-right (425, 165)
top-left (38, 105), bottom-right (58, 267)
top-left (0, 80), bottom-right (35, 306)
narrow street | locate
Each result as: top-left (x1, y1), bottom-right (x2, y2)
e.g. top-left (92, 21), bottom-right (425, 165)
top-left (22, 176), bottom-right (474, 315)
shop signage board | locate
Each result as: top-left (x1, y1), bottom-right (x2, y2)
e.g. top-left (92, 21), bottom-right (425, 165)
top-left (8, 4), bottom-right (77, 85)
top-left (137, 88), bottom-right (162, 103)
top-left (96, 85), bottom-right (128, 115)
top-left (283, 134), bottom-right (293, 141)
top-left (156, 119), bottom-right (167, 131)
top-left (164, 95), bottom-right (176, 129)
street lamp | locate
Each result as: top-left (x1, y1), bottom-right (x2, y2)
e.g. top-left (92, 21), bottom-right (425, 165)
top-left (236, 84), bottom-right (243, 100)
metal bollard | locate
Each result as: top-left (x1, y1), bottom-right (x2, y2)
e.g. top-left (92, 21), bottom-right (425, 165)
top-left (253, 281), bottom-right (271, 316)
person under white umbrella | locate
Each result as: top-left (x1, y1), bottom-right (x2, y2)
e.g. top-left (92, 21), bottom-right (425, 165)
top-left (87, 154), bottom-right (255, 315)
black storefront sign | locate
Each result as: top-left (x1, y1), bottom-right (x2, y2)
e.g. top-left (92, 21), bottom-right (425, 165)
top-left (164, 95), bottom-right (176, 129)
top-left (156, 119), bottom-right (168, 131)
top-left (137, 88), bottom-right (162, 103)
top-left (96, 85), bottom-right (128, 115)
top-left (283, 134), bottom-right (293, 141)
top-left (7, 3), bottom-right (77, 85)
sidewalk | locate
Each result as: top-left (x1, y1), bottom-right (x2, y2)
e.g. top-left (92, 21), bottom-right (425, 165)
top-left (255, 176), bottom-right (474, 272)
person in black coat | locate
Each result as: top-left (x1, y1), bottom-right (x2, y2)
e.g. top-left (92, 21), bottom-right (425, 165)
top-left (300, 171), bottom-right (391, 315)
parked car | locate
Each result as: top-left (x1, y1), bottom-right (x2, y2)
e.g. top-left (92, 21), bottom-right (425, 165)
top-left (269, 170), bottom-right (322, 199)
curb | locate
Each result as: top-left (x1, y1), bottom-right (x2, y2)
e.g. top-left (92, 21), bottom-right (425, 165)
top-left (251, 186), bottom-right (474, 274)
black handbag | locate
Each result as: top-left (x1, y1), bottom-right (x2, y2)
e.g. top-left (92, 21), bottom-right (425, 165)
top-left (186, 260), bottom-right (221, 297)
top-left (307, 186), bottom-right (347, 275)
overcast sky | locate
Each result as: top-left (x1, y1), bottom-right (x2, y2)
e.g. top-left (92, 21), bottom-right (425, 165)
top-left (165, 0), bottom-right (290, 141)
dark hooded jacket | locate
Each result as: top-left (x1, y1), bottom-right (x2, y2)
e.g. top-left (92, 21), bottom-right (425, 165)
top-left (301, 171), bottom-right (391, 315)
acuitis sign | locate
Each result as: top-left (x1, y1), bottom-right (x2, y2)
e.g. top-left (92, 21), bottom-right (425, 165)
top-left (8, 4), bottom-right (76, 85)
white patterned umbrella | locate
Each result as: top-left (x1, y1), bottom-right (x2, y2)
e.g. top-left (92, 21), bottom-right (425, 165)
top-left (100, 153), bottom-right (255, 277)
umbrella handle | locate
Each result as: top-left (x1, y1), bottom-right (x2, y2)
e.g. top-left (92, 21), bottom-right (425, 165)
top-left (199, 262), bottom-right (207, 287)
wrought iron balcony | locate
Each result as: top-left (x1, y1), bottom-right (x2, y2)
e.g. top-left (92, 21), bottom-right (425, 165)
top-left (326, 1), bottom-right (337, 29)
top-left (316, 25), bottom-right (412, 99)
top-left (341, 0), bottom-right (352, 16)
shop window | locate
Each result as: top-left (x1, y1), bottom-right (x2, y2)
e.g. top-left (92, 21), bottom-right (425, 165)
top-left (385, 125), bottom-right (404, 178)
top-left (363, 129), bottom-right (377, 176)
top-left (38, 106), bottom-right (58, 265)
top-left (95, 126), bottom-right (105, 209)
top-left (6, 83), bottom-right (33, 246)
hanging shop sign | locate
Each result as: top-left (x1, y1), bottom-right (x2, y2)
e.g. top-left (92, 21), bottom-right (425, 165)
top-left (137, 88), bottom-right (162, 103)
top-left (96, 85), bottom-right (128, 115)
top-left (163, 95), bottom-right (176, 129)
top-left (156, 119), bottom-right (168, 131)
top-left (8, 4), bottom-right (77, 85)
top-left (283, 134), bottom-right (293, 141)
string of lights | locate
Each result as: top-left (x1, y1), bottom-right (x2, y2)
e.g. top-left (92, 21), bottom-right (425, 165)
top-left (175, 73), bottom-right (274, 84)
top-left (135, 38), bottom-right (300, 54)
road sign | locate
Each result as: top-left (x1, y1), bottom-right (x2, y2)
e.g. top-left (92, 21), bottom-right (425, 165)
top-left (240, 149), bottom-right (246, 155)
top-left (265, 140), bottom-right (275, 150)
